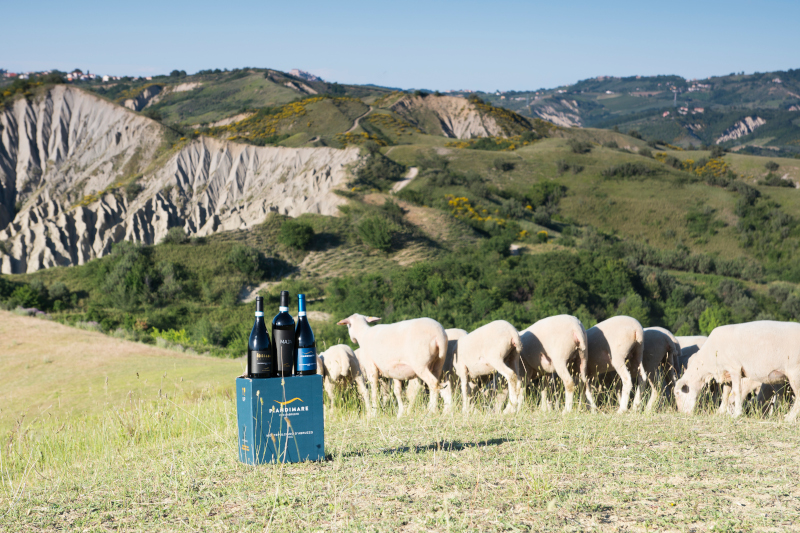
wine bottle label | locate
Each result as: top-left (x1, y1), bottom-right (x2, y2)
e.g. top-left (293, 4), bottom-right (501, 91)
top-left (255, 312), bottom-right (264, 317)
top-left (249, 349), bottom-right (272, 375)
top-left (274, 330), bottom-right (295, 374)
top-left (297, 346), bottom-right (317, 372)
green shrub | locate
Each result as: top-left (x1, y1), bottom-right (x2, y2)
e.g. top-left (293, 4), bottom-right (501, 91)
top-left (227, 245), bottom-right (264, 279)
top-left (125, 180), bottom-right (143, 201)
top-left (162, 227), bottom-right (188, 245)
top-left (601, 162), bottom-right (654, 180)
top-left (279, 220), bottom-right (314, 250)
top-left (10, 285), bottom-right (40, 308)
top-left (765, 161), bottom-right (780, 172)
top-left (567, 139), bottom-right (592, 154)
top-left (710, 145), bottom-right (726, 158)
top-left (493, 158), bottom-right (515, 172)
top-left (358, 216), bottom-right (393, 251)
top-left (758, 173), bottom-right (794, 187)
top-left (638, 147), bottom-right (653, 158)
top-left (48, 282), bottom-right (69, 301)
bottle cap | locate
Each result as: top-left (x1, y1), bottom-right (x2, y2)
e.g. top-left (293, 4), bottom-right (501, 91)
top-left (298, 293), bottom-right (306, 314)
top-left (280, 291), bottom-right (289, 308)
top-left (255, 296), bottom-right (263, 313)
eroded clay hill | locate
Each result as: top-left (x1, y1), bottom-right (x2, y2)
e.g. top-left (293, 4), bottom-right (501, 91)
top-left (390, 94), bottom-right (531, 138)
top-left (0, 86), bottom-right (360, 274)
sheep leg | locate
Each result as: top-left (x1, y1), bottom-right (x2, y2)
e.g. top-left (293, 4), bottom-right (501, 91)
top-left (579, 356), bottom-right (597, 412)
top-left (493, 360), bottom-right (521, 414)
top-left (540, 376), bottom-right (552, 412)
top-left (393, 379), bottom-right (405, 418)
top-left (354, 374), bottom-right (372, 417)
top-left (406, 378), bottom-right (422, 412)
top-left (644, 365), bottom-right (660, 413)
top-left (612, 361), bottom-right (634, 413)
top-left (368, 372), bottom-right (380, 416)
top-left (784, 372), bottom-right (800, 422)
top-left (439, 378), bottom-right (453, 414)
top-left (730, 370), bottom-right (744, 418)
top-left (631, 362), bottom-right (646, 412)
top-left (458, 369), bottom-right (471, 413)
top-left (513, 357), bottom-right (526, 411)
top-left (718, 384), bottom-right (732, 415)
top-left (552, 358), bottom-right (576, 414)
top-left (414, 367), bottom-right (441, 414)
top-left (323, 376), bottom-right (337, 412)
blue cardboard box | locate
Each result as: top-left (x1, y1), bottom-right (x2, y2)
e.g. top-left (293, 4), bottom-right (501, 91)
top-left (236, 375), bottom-right (325, 464)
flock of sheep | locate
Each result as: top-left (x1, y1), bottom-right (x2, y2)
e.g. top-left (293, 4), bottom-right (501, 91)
top-left (316, 314), bottom-right (800, 421)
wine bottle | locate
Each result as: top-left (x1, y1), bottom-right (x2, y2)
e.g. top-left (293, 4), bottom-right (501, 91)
top-left (248, 296), bottom-right (272, 378)
top-left (272, 291), bottom-right (295, 377)
top-left (294, 294), bottom-right (317, 375)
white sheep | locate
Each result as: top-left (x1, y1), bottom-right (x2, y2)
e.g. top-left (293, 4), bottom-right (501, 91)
top-left (675, 335), bottom-right (707, 374)
top-left (452, 320), bottom-right (523, 413)
top-left (519, 314), bottom-right (595, 413)
top-left (675, 320), bottom-right (800, 421)
top-left (337, 314), bottom-right (452, 416)
top-left (317, 344), bottom-right (372, 415)
top-left (586, 316), bottom-right (646, 413)
top-left (642, 327), bottom-right (681, 411)
top-left (407, 328), bottom-right (467, 409)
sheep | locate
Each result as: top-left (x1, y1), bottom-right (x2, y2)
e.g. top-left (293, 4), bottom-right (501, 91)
top-left (407, 328), bottom-right (467, 409)
top-left (317, 344), bottom-right (372, 415)
top-left (641, 327), bottom-right (681, 411)
top-left (586, 316), bottom-right (646, 413)
top-left (519, 314), bottom-right (595, 414)
top-left (451, 320), bottom-right (523, 413)
top-left (337, 314), bottom-right (452, 416)
top-left (675, 320), bottom-right (800, 421)
top-left (675, 335), bottom-right (707, 375)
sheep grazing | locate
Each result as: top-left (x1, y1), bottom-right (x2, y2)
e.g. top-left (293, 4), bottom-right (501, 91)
top-left (337, 314), bottom-right (452, 416)
top-left (452, 320), bottom-right (523, 413)
top-left (641, 327), bottom-right (681, 411)
top-left (318, 344), bottom-right (372, 415)
top-left (586, 316), bottom-right (645, 413)
top-left (675, 320), bottom-right (800, 421)
top-left (519, 314), bottom-right (595, 413)
top-left (675, 335), bottom-right (707, 374)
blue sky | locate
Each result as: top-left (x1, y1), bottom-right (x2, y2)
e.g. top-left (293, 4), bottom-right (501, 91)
top-left (2, 0), bottom-right (799, 91)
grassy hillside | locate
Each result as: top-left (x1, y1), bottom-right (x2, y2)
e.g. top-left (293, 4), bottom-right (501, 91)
top-left (85, 68), bottom-right (390, 128)
top-left (483, 69), bottom-right (800, 155)
top-left (0, 310), bottom-right (239, 433)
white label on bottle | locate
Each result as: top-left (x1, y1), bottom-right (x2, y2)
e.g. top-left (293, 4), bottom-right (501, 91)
top-left (255, 312), bottom-right (264, 317)
top-left (298, 312), bottom-right (306, 316)
top-left (279, 306), bottom-right (288, 312)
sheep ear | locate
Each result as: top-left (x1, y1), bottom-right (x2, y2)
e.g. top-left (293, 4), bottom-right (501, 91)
top-left (366, 316), bottom-right (381, 323)
top-left (336, 318), bottom-right (350, 326)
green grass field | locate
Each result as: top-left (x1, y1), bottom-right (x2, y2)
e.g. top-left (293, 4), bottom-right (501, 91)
top-left (2, 312), bottom-right (799, 531)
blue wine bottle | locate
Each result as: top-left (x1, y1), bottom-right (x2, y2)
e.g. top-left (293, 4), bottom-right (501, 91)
top-left (248, 296), bottom-right (272, 378)
top-left (294, 294), bottom-right (317, 375)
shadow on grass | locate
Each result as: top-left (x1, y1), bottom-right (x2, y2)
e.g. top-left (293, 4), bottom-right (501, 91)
top-left (328, 437), bottom-right (516, 460)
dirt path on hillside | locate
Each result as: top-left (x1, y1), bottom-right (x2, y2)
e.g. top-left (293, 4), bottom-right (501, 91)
top-left (392, 167), bottom-right (418, 192)
top-left (346, 106), bottom-right (374, 133)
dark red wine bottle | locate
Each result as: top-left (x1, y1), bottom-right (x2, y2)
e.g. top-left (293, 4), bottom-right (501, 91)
top-left (247, 297), bottom-right (272, 378)
top-left (271, 291), bottom-right (295, 377)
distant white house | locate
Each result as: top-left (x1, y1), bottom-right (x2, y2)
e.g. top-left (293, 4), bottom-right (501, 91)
top-left (102, 75), bottom-right (110, 82)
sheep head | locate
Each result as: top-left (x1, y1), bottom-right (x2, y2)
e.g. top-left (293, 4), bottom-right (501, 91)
top-left (674, 352), bottom-right (712, 413)
top-left (336, 314), bottom-right (381, 344)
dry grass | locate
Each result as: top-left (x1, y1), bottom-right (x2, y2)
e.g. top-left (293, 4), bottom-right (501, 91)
top-left (2, 314), bottom-right (800, 531)
top-left (0, 311), bottom-right (240, 433)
